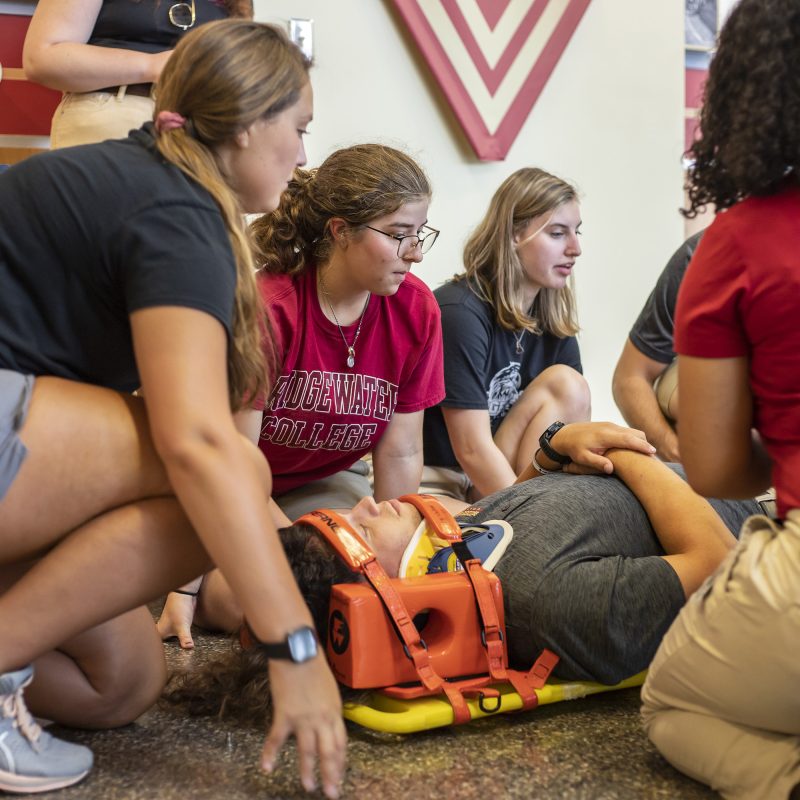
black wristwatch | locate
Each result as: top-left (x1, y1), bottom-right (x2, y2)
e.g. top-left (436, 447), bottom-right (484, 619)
top-left (539, 421), bottom-right (572, 465)
top-left (258, 625), bottom-right (319, 663)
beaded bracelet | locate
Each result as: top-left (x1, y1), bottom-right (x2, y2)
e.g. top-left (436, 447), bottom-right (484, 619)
top-left (532, 448), bottom-right (563, 476)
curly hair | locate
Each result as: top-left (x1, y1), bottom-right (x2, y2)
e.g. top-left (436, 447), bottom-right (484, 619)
top-left (459, 167), bottom-right (580, 336)
top-left (685, 0), bottom-right (800, 216)
top-left (251, 144), bottom-right (431, 276)
top-left (164, 523), bottom-right (356, 724)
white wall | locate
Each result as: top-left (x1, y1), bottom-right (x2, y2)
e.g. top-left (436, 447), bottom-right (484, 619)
top-left (256, 1), bottom-right (685, 423)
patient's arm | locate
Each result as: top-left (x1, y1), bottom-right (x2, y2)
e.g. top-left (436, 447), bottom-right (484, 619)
top-left (514, 421), bottom-right (656, 483)
top-left (607, 448), bottom-right (736, 597)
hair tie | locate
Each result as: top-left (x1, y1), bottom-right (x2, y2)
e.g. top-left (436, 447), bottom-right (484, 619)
top-left (155, 110), bottom-right (187, 134)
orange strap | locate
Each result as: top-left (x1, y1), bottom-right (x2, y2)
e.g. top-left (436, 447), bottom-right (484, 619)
top-left (461, 557), bottom-right (507, 681)
top-left (398, 494), bottom-right (463, 541)
top-left (503, 649), bottom-right (560, 711)
top-left (361, 561), bottom-right (472, 723)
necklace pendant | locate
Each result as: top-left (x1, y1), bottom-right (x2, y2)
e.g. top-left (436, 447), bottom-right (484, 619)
top-left (516, 341), bottom-right (523, 355)
top-left (346, 347), bottom-right (356, 368)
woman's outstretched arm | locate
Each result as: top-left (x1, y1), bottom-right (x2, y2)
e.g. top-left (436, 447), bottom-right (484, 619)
top-left (132, 306), bottom-right (345, 799)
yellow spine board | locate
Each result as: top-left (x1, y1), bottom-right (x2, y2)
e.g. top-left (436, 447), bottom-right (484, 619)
top-left (342, 672), bottom-right (647, 734)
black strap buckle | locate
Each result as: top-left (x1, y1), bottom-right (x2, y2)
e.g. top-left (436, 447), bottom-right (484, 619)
top-left (478, 693), bottom-right (502, 714)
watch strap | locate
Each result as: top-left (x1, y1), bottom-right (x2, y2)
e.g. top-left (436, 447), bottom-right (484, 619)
top-left (240, 622), bottom-right (318, 663)
top-left (539, 421), bottom-right (572, 465)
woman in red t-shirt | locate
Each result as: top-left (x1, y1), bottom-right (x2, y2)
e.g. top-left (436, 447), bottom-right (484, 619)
top-left (641, 1), bottom-right (800, 797)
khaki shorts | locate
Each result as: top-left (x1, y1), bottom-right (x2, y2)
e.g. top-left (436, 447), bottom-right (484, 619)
top-left (275, 460), bottom-right (371, 522)
top-left (642, 511), bottom-right (800, 799)
top-left (50, 89), bottom-right (155, 149)
top-left (0, 370), bottom-right (34, 500)
top-left (418, 465), bottom-right (473, 502)
top-left (654, 358), bottom-right (679, 422)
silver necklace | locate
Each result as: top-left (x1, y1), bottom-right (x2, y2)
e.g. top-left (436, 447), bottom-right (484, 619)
top-left (513, 329), bottom-right (526, 355)
top-left (320, 280), bottom-right (371, 369)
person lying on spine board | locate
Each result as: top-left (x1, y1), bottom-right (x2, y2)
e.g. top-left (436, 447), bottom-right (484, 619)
top-left (170, 421), bottom-right (760, 717)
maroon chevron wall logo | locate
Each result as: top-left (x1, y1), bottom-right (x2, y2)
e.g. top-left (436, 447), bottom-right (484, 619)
top-left (390, 0), bottom-right (593, 160)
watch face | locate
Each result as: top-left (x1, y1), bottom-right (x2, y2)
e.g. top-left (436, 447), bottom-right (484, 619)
top-left (287, 626), bottom-right (319, 663)
top-left (544, 421), bottom-right (564, 441)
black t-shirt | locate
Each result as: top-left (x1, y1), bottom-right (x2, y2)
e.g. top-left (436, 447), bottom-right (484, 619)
top-left (0, 125), bottom-right (236, 392)
top-left (423, 279), bottom-right (581, 468)
top-left (628, 231), bottom-right (704, 363)
top-left (89, 0), bottom-right (230, 55)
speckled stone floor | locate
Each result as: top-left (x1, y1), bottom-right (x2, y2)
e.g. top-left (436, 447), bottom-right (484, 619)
top-left (30, 613), bottom-right (716, 800)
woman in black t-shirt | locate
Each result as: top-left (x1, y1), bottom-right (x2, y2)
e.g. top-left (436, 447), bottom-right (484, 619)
top-left (0, 20), bottom-right (344, 799)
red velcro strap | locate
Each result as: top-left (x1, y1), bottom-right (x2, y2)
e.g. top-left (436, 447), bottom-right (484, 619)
top-left (398, 494), bottom-right (463, 541)
top-left (441, 682), bottom-right (472, 724)
top-left (362, 559), bottom-right (443, 693)
top-left (504, 670), bottom-right (539, 711)
top-left (463, 559), bottom-right (507, 681)
top-left (527, 648), bottom-right (560, 688)
top-left (503, 650), bottom-right (560, 711)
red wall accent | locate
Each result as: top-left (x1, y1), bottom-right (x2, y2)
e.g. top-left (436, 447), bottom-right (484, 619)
top-left (0, 14), bottom-right (61, 136)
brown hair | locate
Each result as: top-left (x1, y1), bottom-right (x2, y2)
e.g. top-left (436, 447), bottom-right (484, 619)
top-left (251, 144), bottom-right (431, 275)
top-left (164, 523), bottom-right (355, 723)
top-left (460, 167), bottom-right (579, 337)
top-left (154, 19), bottom-right (309, 409)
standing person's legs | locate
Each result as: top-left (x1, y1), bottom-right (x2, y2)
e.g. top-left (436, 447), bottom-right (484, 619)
top-left (641, 512), bottom-right (800, 799)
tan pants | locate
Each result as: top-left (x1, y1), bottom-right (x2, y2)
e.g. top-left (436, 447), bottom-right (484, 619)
top-left (641, 511), bottom-right (800, 799)
top-left (50, 89), bottom-right (155, 149)
top-left (418, 464), bottom-right (473, 502)
top-left (654, 358), bottom-right (679, 422)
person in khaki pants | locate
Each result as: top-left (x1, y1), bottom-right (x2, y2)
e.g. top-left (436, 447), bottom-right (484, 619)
top-left (640, 1), bottom-right (800, 797)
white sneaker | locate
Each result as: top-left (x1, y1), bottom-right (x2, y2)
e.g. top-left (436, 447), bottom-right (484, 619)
top-left (0, 666), bottom-right (93, 794)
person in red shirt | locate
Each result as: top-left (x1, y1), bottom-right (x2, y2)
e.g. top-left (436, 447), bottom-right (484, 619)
top-left (641, 1), bottom-right (800, 797)
top-left (249, 144), bottom-right (444, 516)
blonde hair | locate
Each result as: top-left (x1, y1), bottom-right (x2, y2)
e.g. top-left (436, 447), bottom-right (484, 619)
top-left (153, 19), bottom-right (309, 409)
top-left (461, 167), bottom-right (579, 337)
top-left (252, 144), bottom-right (431, 275)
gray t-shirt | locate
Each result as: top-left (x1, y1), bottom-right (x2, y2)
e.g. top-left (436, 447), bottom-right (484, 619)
top-left (456, 467), bottom-right (757, 684)
top-left (628, 231), bottom-right (704, 364)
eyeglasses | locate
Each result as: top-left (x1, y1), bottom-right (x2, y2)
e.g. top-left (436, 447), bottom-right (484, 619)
top-left (362, 224), bottom-right (440, 257)
top-left (168, 0), bottom-right (196, 30)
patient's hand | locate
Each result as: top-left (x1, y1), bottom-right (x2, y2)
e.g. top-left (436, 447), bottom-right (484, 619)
top-left (157, 591), bottom-right (197, 650)
top-left (551, 422), bottom-right (656, 475)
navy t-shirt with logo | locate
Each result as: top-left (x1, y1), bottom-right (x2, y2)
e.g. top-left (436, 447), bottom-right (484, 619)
top-left (423, 279), bottom-right (581, 469)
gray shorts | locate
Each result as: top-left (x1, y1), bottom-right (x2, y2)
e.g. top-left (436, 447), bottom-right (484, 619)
top-left (0, 370), bottom-right (34, 501)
